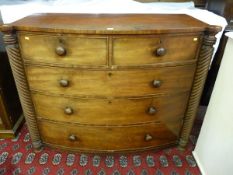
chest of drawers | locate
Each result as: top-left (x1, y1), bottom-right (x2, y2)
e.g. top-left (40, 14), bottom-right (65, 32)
top-left (0, 13), bottom-right (220, 152)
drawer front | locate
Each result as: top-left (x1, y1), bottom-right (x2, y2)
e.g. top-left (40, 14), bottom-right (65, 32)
top-left (38, 120), bottom-right (180, 151)
top-left (26, 64), bottom-right (196, 97)
top-left (32, 92), bottom-right (189, 125)
top-left (113, 35), bottom-right (201, 66)
top-left (18, 33), bottom-right (107, 66)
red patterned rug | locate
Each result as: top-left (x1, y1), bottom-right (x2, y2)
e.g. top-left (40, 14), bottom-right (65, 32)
top-left (0, 124), bottom-right (201, 175)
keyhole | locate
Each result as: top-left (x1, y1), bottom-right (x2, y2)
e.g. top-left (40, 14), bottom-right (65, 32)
top-left (58, 38), bottom-right (64, 44)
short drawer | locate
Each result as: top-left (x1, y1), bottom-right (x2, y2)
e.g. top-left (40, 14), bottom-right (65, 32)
top-left (32, 92), bottom-right (189, 125)
top-left (38, 120), bottom-right (180, 152)
top-left (113, 35), bottom-right (201, 66)
top-left (18, 33), bottom-right (107, 66)
top-left (25, 64), bottom-right (196, 97)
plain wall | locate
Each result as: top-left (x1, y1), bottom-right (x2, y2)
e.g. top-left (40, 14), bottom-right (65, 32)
top-left (193, 32), bottom-right (233, 175)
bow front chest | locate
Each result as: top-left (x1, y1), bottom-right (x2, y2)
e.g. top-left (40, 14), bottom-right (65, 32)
top-left (1, 13), bottom-right (220, 152)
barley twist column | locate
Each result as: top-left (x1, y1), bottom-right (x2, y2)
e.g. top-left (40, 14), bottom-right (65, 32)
top-left (179, 26), bottom-right (222, 150)
top-left (1, 25), bottom-right (42, 151)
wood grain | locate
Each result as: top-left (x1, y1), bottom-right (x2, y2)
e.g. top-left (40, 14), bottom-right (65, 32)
top-left (18, 33), bottom-right (107, 66)
top-left (2, 30), bottom-right (42, 150)
top-left (38, 120), bottom-right (181, 152)
top-left (113, 35), bottom-right (201, 65)
top-left (9, 14), bottom-right (209, 34)
top-left (25, 64), bottom-right (196, 97)
top-left (179, 32), bottom-right (218, 149)
top-left (32, 92), bottom-right (190, 125)
top-left (0, 13), bottom-right (219, 152)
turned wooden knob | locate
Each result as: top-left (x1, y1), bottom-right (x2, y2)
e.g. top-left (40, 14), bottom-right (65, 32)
top-left (69, 134), bottom-right (77, 141)
top-left (147, 106), bottom-right (157, 115)
top-left (55, 46), bottom-right (66, 56)
top-left (64, 107), bottom-right (73, 115)
top-left (145, 134), bottom-right (153, 141)
top-left (152, 80), bottom-right (161, 88)
top-left (59, 79), bottom-right (69, 87)
top-left (156, 47), bottom-right (166, 56)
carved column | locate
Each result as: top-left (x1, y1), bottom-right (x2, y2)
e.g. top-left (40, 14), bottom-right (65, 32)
top-left (179, 26), bottom-right (222, 149)
top-left (1, 25), bottom-right (42, 151)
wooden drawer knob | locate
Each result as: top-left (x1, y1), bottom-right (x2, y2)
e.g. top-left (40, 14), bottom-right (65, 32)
top-left (68, 134), bottom-right (77, 141)
top-left (147, 106), bottom-right (157, 115)
top-left (156, 47), bottom-right (166, 56)
top-left (59, 79), bottom-right (69, 87)
top-left (152, 80), bottom-right (161, 88)
top-left (145, 134), bottom-right (153, 141)
top-left (64, 107), bottom-right (73, 115)
top-left (55, 46), bottom-right (66, 56)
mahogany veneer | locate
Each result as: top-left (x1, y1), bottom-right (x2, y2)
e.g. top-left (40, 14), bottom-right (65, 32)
top-left (0, 13), bottom-right (220, 152)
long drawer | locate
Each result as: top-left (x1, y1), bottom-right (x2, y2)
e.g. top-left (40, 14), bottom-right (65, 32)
top-left (38, 120), bottom-right (181, 152)
top-left (25, 64), bottom-right (196, 97)
top-left (113, 35), bottom-right (201, 66)
top-left (18, 33), bottom-right (107, 66)
top-left (32, 92), bottom-right (190, 125)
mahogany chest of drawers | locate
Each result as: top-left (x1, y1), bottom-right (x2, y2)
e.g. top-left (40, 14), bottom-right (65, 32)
top-left (0, 13), bottom-right (220, 152)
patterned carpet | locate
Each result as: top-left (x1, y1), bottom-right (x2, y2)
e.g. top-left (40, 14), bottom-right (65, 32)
top-left (0, 124), bottom-right (201, 175)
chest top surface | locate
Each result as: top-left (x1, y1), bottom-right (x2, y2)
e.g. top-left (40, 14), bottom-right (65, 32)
top-left (6, 13), bottom-right (211, 34)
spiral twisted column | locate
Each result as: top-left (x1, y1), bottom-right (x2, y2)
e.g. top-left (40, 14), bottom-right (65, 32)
top-left (2, 25), bottom-right (42, 151)
top-left (179, 27), bottom-right (221, 150)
